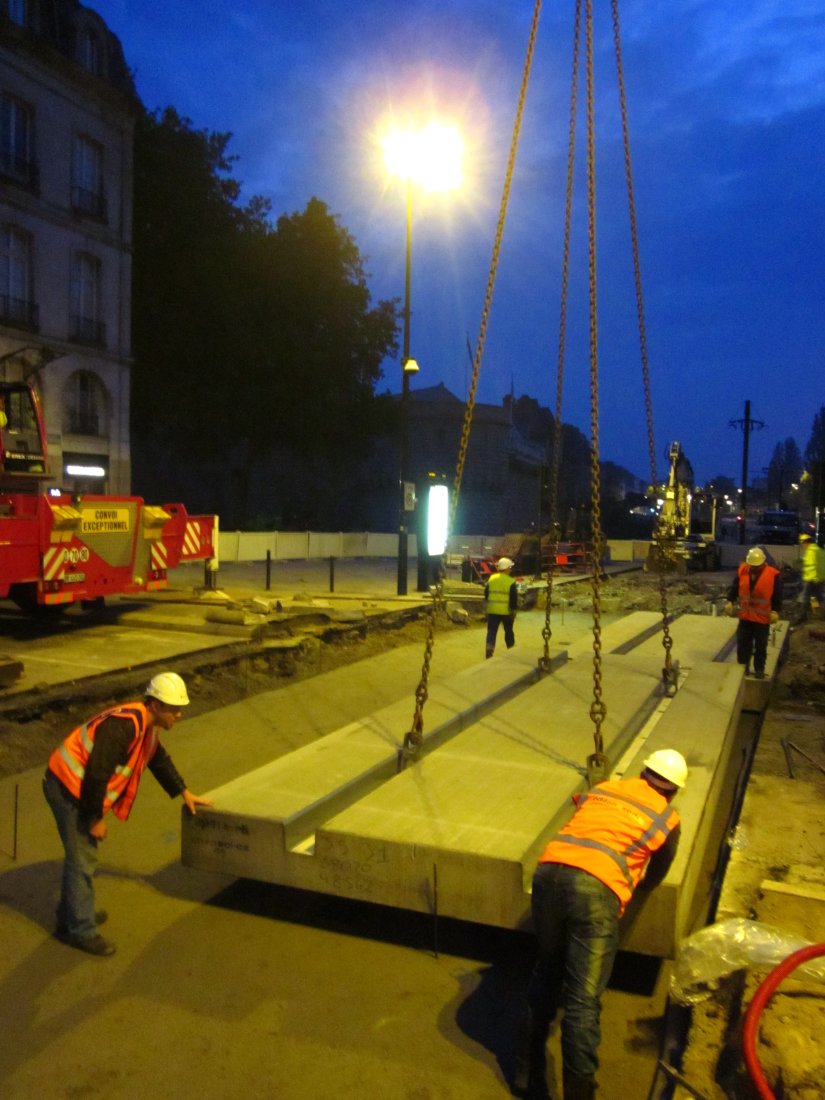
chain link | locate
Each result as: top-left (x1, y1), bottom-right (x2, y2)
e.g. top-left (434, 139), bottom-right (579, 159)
top-left (611, 0), bottom-right (676, 691)
top-left (400, 2), bottom-right (544, 767)
top-left (584, 0), bottom-right (607, 760)
top-left (541, 0), bottom-right (582, 672)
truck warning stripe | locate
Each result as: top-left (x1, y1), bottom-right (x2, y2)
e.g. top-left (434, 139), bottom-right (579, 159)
top-left (43, 546), bottom-right (65, 582)
top-left (183, 521), bottom-right (201, 557)
top-left (151, 542), bottom-right (168, 571)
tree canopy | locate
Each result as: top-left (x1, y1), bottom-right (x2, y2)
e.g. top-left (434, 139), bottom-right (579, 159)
top-left (130, 108), bottom-right (398, 523)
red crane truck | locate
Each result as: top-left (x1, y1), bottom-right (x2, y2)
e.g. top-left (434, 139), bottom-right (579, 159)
top-left (0, 379), bottom-right (217, 610)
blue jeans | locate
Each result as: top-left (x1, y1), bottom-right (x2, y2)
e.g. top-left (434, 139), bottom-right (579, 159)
top-left (528, 861), bottom-right (620, 1077)
top-left (43, 769), bottom-right (100, 942)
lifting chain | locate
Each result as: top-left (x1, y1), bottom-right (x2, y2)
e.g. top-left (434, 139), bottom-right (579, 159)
top-left (584, 0), bottom-right (609, 785)
top-left (399, 1), bottom-right (544, 770)
top-left (611, 0), bottom-right (677, 696)
top-left (541, 0), bottom-right (582, 674)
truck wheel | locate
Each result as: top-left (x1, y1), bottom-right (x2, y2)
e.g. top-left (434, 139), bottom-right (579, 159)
top-left (9, 584), bottom-right (59, 615)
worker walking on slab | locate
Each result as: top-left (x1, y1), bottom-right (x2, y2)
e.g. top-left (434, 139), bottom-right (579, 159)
top-left (485, 556), bottom-right (517, 658)
top-left (798, 532), bottom-right (825, 620)
top-left (42, 672), bottom-right (213, 957)
top-left (724, 546), bottom-right (782, 678)
top-left (515, 749), bottom-right (687, 1100)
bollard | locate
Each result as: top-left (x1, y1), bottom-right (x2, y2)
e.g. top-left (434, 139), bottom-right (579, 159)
top-left (266, 550), bottom-right (271, 591)
top-left (329, 555), bottom-right (335, 593)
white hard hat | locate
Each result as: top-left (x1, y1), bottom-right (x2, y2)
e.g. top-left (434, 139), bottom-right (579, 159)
top-left (746, 546), bottom-right (766, 567)
top-left (146, 671), bottom-right (190, 707)
top-left (497, 557), bottom-right (514, 571)
top-left (643, 748), bottom-right (688, 789)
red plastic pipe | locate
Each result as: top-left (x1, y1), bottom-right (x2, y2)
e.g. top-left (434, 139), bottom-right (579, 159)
top-left (742, 942), bottom-right (825, 1099)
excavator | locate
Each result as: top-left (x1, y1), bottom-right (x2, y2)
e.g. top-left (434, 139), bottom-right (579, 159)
top-left (645, 441), bottom-right (718, 572)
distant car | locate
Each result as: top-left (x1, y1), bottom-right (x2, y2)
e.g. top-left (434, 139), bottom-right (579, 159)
top-left (758, 510), bottom-right (800, 545)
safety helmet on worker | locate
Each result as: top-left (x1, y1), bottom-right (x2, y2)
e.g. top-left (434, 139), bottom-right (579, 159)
top-left (799, 532), bottom-right (812, 543)
top-left (745, 546), bottom-right (766, 567)
top-left (497, 557), bottom-right (514, 572)
top-left (643, 748), bottom-right (688, 789)
top-left (145, 671), bottom-right (190, 707)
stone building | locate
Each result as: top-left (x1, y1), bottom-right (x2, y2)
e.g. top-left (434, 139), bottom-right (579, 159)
top-left (365, 382), bottom-right (546, 537)
top-left (0, 1), bottom-right (137, 493)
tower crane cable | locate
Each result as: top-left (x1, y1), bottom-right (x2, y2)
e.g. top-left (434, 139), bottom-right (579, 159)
top-left (398, 0), bottom-right (544, 769)
top-left (611, 0), bottom-right (677, 695)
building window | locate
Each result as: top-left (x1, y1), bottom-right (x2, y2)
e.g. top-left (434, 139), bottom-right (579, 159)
top-left (72, 134), bottom-right (106, 220)
top-left (69, 252), bottom-right (105, 346)
top-left (0, 225), bottom-right (37, 328)
top-left (0, 94), bottom-right (37, 187)
top-left (77, 26), bottom-right (101, 75)
top-left (6, 0), bottom-right (27, 27)
top-left (64, 370), bottom-right (107, 436)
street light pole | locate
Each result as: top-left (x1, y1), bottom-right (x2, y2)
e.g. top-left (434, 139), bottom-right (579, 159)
top-left (397, 181), bottom-right (413, 596)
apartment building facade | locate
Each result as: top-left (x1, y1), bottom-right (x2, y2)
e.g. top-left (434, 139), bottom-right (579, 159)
top-left (0, 0), bottom-right (137, 493)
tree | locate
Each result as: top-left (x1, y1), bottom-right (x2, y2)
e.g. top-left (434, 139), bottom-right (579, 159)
top-left (766, 438), bottom-right (803, 508)
top-left (803, 407), bottom-right (825, 513)
top-left (130, 108), bottom-right (398, 525)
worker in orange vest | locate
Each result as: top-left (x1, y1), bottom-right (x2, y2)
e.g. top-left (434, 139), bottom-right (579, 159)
top-left (515, 749), bottom-right (687, 1100)
top-left (43, 672), bottom-right (212, 957)
top-left (724, 545), bottom-right (782, 679)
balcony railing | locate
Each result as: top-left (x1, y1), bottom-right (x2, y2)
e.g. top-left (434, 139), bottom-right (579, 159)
top-left (71, 185), bottom-right (107, 221)
top-left (68, 314), bottom-right (106, 347)
top-left (0, 294), bottom-right (39, 330)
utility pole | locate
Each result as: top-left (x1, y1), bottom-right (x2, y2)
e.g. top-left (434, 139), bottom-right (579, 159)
top-left (729, 400), bottom-right (765, 545)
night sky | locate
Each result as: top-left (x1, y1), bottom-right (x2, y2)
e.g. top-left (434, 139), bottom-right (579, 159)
top-left (91, 0), bottom-right (825, 486)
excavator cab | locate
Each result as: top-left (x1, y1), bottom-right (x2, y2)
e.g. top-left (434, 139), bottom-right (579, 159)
top-left (0, 381), bottom-right (48, 488)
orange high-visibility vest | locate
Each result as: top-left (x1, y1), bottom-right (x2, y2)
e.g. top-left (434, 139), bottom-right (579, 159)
top-left (737, 563), bottom-right (779, 624)
top-left (537, 777), bottom-right (680, 915)
top-left (47, 703), bottom-right (158, 821)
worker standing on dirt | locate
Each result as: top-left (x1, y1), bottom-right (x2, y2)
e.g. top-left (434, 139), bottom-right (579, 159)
top-left (485, 556), bottom-right (517, 658)
top-left (798, 533), bottom-right (825, 620)
top-left (724, 546), bottom-right (782, 678)
top-left (515, 749), bottom-right (687, 1100)
top-left (42, 672), bottom-right (213, 957)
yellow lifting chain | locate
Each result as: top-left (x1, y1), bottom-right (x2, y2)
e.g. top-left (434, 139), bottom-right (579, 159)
top-left (541, 0), bottom-right (582, 673)
top-left (610, 0), bottom-right (678, 696)
top-left (399, 1), bottom-right (544, 770)
top-left (583, 0), bottom-right (610, 786)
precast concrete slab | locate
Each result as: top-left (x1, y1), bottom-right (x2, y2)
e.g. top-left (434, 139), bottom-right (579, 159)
top-left (182, 611), bottom-right (753, 956)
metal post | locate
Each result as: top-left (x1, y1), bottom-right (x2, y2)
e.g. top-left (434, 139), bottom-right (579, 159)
top-left (329, 555), bottom-right (335, 592)
top-left (397, 182), bottom-right (412, 596)
top-left (740, 400), bottom-right (751, 545)
top-left (265, 550), bottom-right (271, 591)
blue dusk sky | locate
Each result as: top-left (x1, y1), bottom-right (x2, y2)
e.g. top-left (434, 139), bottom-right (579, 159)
top-left (90, 0), bottom-right (825, 486)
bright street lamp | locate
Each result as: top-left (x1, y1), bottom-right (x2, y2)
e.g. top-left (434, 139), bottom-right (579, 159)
top-left (382, 122), bottom-right (463, 595)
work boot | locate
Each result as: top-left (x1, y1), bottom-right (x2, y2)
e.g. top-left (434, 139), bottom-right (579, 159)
top-left (486, 648), bottom-right (494, 659)
top-left (562, 1070), bottom-right (596, 1100)
top-left (753, 669), bottom-right (765, 680)
top-left (513, 1007), bottom-right (550, 1096)
top-left (65, 933), bottom-right (116, 957)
